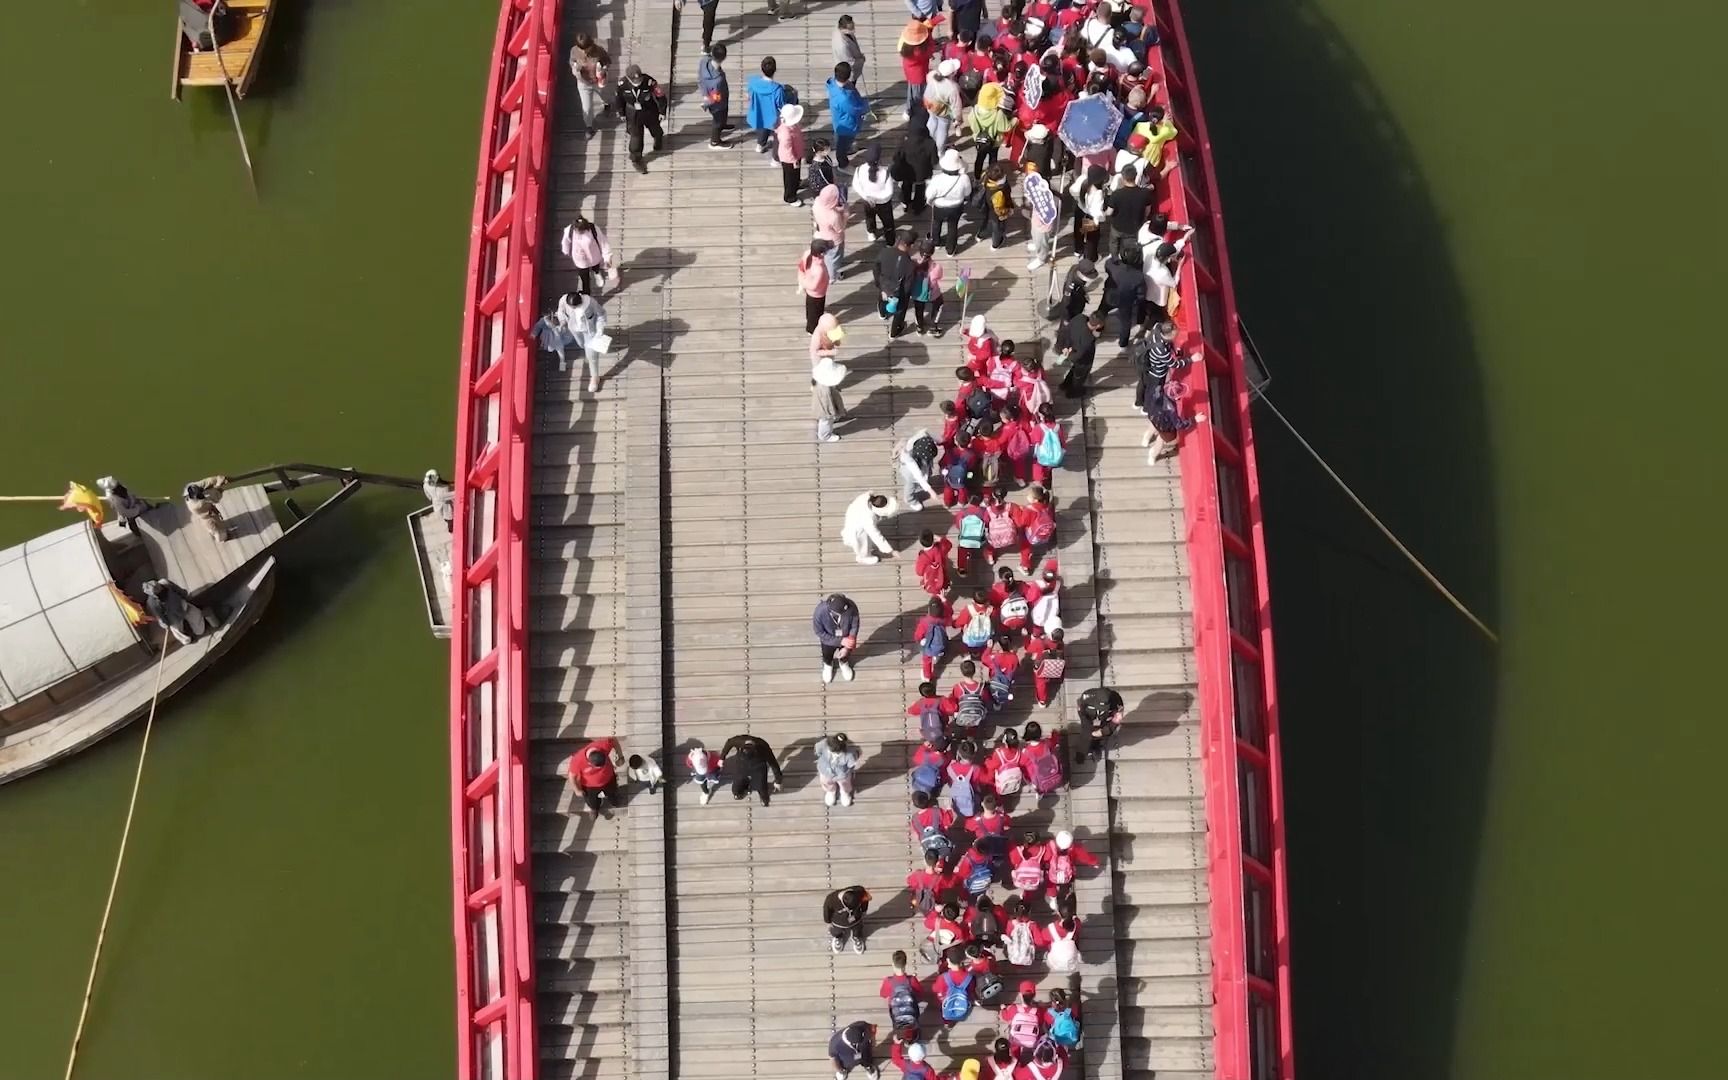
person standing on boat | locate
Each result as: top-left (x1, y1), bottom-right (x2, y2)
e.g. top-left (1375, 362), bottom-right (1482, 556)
top-left (560, 217), bottom-right (614, 298)
top-left (422, 470), bottom-right (455, 526)
top-left (568, 737), bottom-right (623, 814)
top-left (96, 477), bottom-right (152, 533)
top-left (618, 65), bottom-right (667, 174)
top-left (182, 475), bottom-right (231, 542)
top-left (141, 578), bottom-right (217, 646)
top-left (178, 0), bottom-right (229, 52)
top-left (720, 732), bottom-right (784, 805)
top-left (568, 32), bottom-right (612, 136)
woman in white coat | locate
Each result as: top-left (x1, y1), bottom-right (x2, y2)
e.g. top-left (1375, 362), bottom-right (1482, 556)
top-left (840, 491), bottom-right (899, 564)
top-left (558, 291), bottom-right (610, 394)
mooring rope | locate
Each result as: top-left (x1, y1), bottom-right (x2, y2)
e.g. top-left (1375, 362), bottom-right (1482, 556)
top-left (63, 638), bottom-right (174, 1080)
top-left (1256, 391), bottom-right (1500, 645)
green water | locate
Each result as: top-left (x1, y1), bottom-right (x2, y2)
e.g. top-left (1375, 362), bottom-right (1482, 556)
top-left (0, 2), bottom-right (495, 1076)
top-left (1182, 0), bottom-right (1725, 1076)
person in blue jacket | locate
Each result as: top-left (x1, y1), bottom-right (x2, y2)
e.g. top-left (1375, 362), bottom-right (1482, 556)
top-left (826, 61), bottom-right (869, 168)
top-left (697, 43), bottom-right (732, 148)
top-left (746, 55), bottom-right (789, 153)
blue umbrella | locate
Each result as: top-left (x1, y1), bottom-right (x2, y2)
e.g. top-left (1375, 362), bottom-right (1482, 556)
top-left (1057, 95), bottom-right (1125, 157)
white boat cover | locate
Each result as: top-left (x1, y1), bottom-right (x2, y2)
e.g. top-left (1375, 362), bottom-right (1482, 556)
top-left (0, 521), bottom-right (142, 707)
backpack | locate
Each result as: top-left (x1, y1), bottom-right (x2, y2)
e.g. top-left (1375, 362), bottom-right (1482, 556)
top-left (1008, 1006), bottom-right (1043, 1048)
top-left (1004, 423), bottom-right (1031, 460)
top-left (981, 451), bottom-right (1001, 488)
top-left (951, 771), bottom-right (978, 817)
top-left (919, 820), bottom-right (955, 862)
top-left (888, 976), bottom-right (921, 1031)
top-left (911, 434), bottom-right (940, 471)
top-left (965, 385), bottom-right (993, 419)
top-left (921, 618), bottom-right (948, 657)
top-left (1024, 507), bottom-right (1056, 545)
top-left (963, 856), bottom-right (992, 895)
top-left (913, 761), bottom-right (944, 797)
top-left (1035, 426), bottom-right (1065, 467)
top-left (912, 876), bottom-right (940, 917)
top-left (1028, 745), bottom-right (1064, 794)
top-left (972, 906), bottom-right (1001, 941)
top-left (1049, 1007), bottom-right (1081, 1047)
top-left (918, 701), bottom-right (947, 742)
top-left (975, 971), bottom-right (1006, 1007)
top-left (940, 974), bottom-right (974, 1022)
top-left (1049, 851), bottom-right (1076, 885)
top-left (995, 759), bottom-right (1024, 796)
top-left (954, 684), bottom-right (988, 727)
top-left (945, 459), bottom-right (972, 492)
top-left (960, 607), bottom-right (993, 648)
top-left (999, 593), bottom-right (1030, 622)
top-left (1005, 920), bottom-right (1037, 965)
top-left (957, 512), bottom-right (986, 549)
top-left (987, 665), bottom-right (1014, 708)
top-left (1036, 652), bottom-right (1068, 679)
top-left (986, 505), bottom-right (1017, 548)
top-left (1046, 927), bottom-right (1079, 973)
top-left (1011, 858), bottom-right (1045, 891)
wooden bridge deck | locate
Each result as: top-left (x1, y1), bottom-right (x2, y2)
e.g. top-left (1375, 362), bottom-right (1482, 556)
top-left (527, 1), bottom-right (1212, 1079)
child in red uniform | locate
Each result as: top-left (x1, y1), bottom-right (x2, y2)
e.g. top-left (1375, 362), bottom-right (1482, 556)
top-left (984, 1039), bottom-right (1019, 1080)
top-left (568, 737), bottom-right (622, 813)
top-left (1027, 561), bottom-right (1062, 639)
top-left (1007, 830), bottom-right (1048, 905)
top-left (946, 658), bottom-right (990, 723)
top-left (952, 589), bottom-right (996, 655)
top-left (909, 679), bottom-right (956, 741)
top-left (1018, 720), bottom-right (1065, 798)
top-left (981, 487), bottom-right (1021, 565)
top-left (984, 340), bottom-right (1023, 402)
top-left (913, 599), bottom-right (953, 682)
top-left (1036, 830), bottom-right (1101, 910)
top-left (892, 1039), bottom-right (939, 1080)
top-left (908, 849), bottom-right (956, 916)
top-left (1016, 488), bottom-right (1057, 573)
top-left (911, 787), bottom-right (958, 844)
top-left (1016, 357), bottom-right (1053, 418)
top-left (931, 957), bottom-right (978, 1029)
top-left (999, 981), bottom-right (1050, 1061)
top-left (999, 896), bottom-right (1047, 966)
top-left (943, 433), bottom-right (979, 510)
top-left (1026, 628), bottom-right (1067, 707)
top-left (955, 364), bottom-right (992, 412)
top-left (1029, 404), bottom-right (1065, 487)
top-left (947, 740), bottom-right (987, 819)
top-left (966, 790), bottom-right (1012, 861)
top-left (924, 899), bottom-right (972, 964)
top-left (881, 950), bottom-right (928, 1040)
top-left (937, 400), bottom-right (963, 447)
top-left (915, 530), bottom-right (954, 598)
top-left (998, 400), bottom-right (1035, 483)
top-left (962, 315), bottom-right (997, 374)
top-left (984, 730), bottom-right (1026, 801)
top-left (989, 568), bottom-right (1035, 637)
top-left (970, 420), bottom-right (1006, 492)
top-left (1017, 1041), bottom-right (1069, 1080)
top-left (912, 729), bottom-right (953, 776)
top-left (981, 632), bottom-right (1020, 710)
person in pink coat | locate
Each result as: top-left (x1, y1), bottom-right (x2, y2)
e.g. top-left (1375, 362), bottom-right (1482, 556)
top-left (776, 103), bottom-right (808, 206)
top-left (812, 183), bottom-right (847, 283)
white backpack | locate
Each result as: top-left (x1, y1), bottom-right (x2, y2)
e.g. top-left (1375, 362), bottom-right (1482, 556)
top-left (1005, 919), bottom-right (1037, 965)
top-left (1047, 924), bottom-right (1080, 973)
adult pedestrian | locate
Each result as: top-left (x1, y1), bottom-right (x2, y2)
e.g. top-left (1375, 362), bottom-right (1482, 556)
top-left (1133, 318), bottom-right (1194, 398)
top-left (691, 0), bottom-right (720, 53)
top-left (893, 123), bottom-right (938, 215)
top-left (911, 237), bottom-right (946, 335)
top-left (697, 43), bottom-right (731, 148)
top-left (720, 732), bottom-right (784, 804)
top-left (747, 56), bottom-right (789, 153)
top-left (1057, 315), bottom-right (1103, 398)
top-left (854, 146), bottom-right (898, 240)
top-left (873, 230), bottom-right (918, 338)
top-left (798, 238), bottom-right (834, 332)
top-left (813, 184), bottom-right (847, 281)
top-left (776, 103), bottom-right (809, 206)
top-left (968, 81), bottom-right (1015, 178)
top-left (617, 64), bottom-right (666, 173)
top-left (1141, 382), bottom-right (1203, 464)
top-left (833, 15), bottom-right (867, 87)
top-left (842, 491), bottom-right (899, 564)
top-left (560, 216), bottom-right (614, 297)
top-left (923, 59), bottom-right (963, 153)
top-left (1143, 224), bottom-right (1195, 317)
top-left (897, 428), bottom-right (942, 509)
top-left (898, 19), bottom-right (938, 120)
top-left (829, 1019), bottom-right (882, 1078)
top-left (1067, 164), bottom-right (1108, 262)
top-left (1076, 685), bottom-right (1125, 762)
top-left (1098, 243), bottom-right (1145, 348)
top-left (977, 162), bottom-right (1015, 249)
top-left (818, 732), bottom-right (864, 807)
top-left (568, 32), bottom-right (611, 135)
top-left (827, 62), bottom-right (869, 167)
top-left (813, 354), bottom-right (849, 443)
top-left (949, 0), bottom-right (985, 42)
top-left (556, 290), bottom-right (610, 394)
top-left (825, 886), bottom-right (875, 953)
top-left (567, 737), bottom-right (622, 814)
top-left (926, 149), bottom-right (972, 256)
top-left (1106, 161), bottom-right (1154, 243)
top-left (1021, 164), bottom-right (1060, 270)
top-left (813, 592), bottom-right (861, 684)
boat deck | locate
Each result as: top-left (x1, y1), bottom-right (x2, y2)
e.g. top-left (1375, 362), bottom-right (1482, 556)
top-left (131, 483), bottom-right (282, 596)
top-left (527, 1), bottom-right (1211, 1078)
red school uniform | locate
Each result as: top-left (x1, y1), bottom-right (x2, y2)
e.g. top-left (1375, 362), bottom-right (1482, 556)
top-left (893, 1038), bottom-right (942, 1080)
top-left (988, 579), bottom-right (1035, 631)
top-left (1043, 838), bottom-right (1102, 887)
top-left (1026, 635), bottom-right (1067, 705)
top-left (881, 970), bottom-right (927, 1011)
top-left (568, 737), bottom-right (618, 789)
top-left (924, 909), bottom-right (972, 952)
top-left (985, 352), bottom-right (1023, 400)
top-left (982, 497), bottom-right (1023, 565)
top-left (1015, 1047), bottom-right (1070, 1080)
top-left (951, 599), bottom-right (996, 651)
top-left (967, 804), bottom-right (1012, 844)
top-left (915, 536), bottom-right (955, 597)
top-left (981, 639), bottom-right (1021, 699)
top-left (1015, 502), bottom-right (1056, 571)
top-left (911, 803), bottom-right (958, 840)
top-left (983, 744), bottom-right (1025, 798)
top-left (906, 865), bottom-right (955, 913)
top-left (912, 738), bottom-right (953, 774)
top-left (963, 328), bottom-right (998, 373)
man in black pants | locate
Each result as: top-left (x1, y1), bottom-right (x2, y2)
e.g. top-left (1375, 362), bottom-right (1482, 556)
top-left (1077, 684), bottom-right (1126, 762)
top-left (872, 233), bottom-right (918, 339)
top-left (824, 885), bottom-right (873, 954)
top-left (695, 0), bottom-right (720, 51)
top-left (720, 732), bottom-right (784, 805)
top-left (617, 64), bottom-right (666, 173)
top-left (1058, 315), bottom-right (1104, 398)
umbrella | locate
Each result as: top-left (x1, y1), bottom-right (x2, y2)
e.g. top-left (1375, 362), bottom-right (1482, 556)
top-left (1057, 95), bottom-right (1124, 157)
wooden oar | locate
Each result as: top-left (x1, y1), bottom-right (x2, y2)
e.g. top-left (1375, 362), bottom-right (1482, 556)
top-left (206, 11), bottom-right (257, 193)
top-left (0, 496), bottom-right (67, 502)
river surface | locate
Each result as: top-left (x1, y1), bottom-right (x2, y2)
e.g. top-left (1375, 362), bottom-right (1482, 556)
top-left (2, 1), bottom-right (1721, 1078)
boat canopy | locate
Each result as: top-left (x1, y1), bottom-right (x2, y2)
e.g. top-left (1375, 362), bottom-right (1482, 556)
top-left (0, 522), bottom-right (142, 707)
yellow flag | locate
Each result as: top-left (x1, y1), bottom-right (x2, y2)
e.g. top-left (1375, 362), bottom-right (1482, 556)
top-left (60, 482), bottom-right (105, 525)
top-left (108, 584), bottom-right (149, 626)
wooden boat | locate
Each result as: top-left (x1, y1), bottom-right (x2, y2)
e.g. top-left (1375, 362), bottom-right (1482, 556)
top-left (172, 0), bottom-right (276, 101)
top-left (0, 464), bottom-right (422, 785)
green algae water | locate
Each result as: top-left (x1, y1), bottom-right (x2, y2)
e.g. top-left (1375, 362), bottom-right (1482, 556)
top-left (1181, 0), bottom-right (1725, 1076)
top-left (0, 2), bottom-right (494, 1076)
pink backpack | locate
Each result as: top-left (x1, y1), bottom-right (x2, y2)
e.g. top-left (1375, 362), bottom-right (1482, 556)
top-left (986, 504), bottom-right (1018, 548)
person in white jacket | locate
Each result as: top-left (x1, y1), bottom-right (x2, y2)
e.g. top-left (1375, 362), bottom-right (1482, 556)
top-left (896, 429), bottom-right (942, 509)
top-left (557, 291), bottom-right (610, 394)
top-left (926, 149), bottom-right (974, 256)
top-left (841, 491), bottom-right (899, 564)
top-left (1139, 220), bottom-right (1195, 315)
top-left (853, 145), bottom-right (898, 240)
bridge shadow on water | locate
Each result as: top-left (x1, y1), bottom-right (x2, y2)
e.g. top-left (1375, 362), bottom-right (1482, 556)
top-left (1180, 2), bottom-right (1500, 1077)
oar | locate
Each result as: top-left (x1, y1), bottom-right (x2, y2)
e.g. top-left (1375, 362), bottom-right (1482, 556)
top-left (0, 496), bottom-right (67, 502)
top-left (206, 12), bottom-right (257, 194)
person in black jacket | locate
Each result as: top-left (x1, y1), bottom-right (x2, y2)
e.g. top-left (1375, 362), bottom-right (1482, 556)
top-left (617, 64), bottom-right (666, 172)
top-left (872, 232), bottom-right (919, 338)
top-left (1057, 315), bottom-right (1103, 398)
top-left (1077, 685), bottom-right (1125, 762)
top-left (824, 885), bottom-right (874, 954)
top-left (892, 121), bottom-right (938, 214)
top-left (720, 733), bottom-right (784, 804)
top-left (828, 1019), bottom-right (881, 1079)
top-left (1096, 243), bottom-right (1146, 348)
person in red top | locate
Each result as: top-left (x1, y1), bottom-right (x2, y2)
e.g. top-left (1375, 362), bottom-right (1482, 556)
top-left (911, 788), bottom-right (958, 842)
top-left (891, 1038), bottom-right (939, 1080)
top-left (929, 956), bottom-right (978, 1028)
top-left (984, 340), bottom-right (1023, 401)
top-left (951, 591), bottom-right (996, 657)
top-left (962, 316), bottom-right (997, 374)
top-left (988, 567), bottom-right (1035, 636)
top-left (980, 487), bottom-right (1021, 567)
top-left (908, 848), bottom-right (956, 916)
top-left (999, 981), bottom-right (1051, 1060)
top-left (1016, 486), bottom-right (1057, 571)
top-left (1016, 1039), bottom-right (1069, 1080)
top-left (951, 495), bottom-right (989, 569)
top-left (997, 400), bottom-right (1035, 484)
top-left (912, 727), bottom-right (953, 774)
top-left (954, 363), bottom-right (990, 410)
top-left (998, 896), bottom-right (1048, 966)
top-left (980, 632), bottom-right (1021, 710)
top-left (914, 597), bottom-right (954, 682)
top-left (909, 680), bottom-right (957, 740)
top-left (567, 737), bottom-right (622, 813)
top-left (1026, 627), bottom-right (1067, 707)
top-left (881, 950), bottom-right (928, 1040)
top-left (914, 529), bottom-right (954, 598)
top-left (969, 421), bottom-right (1006, 493)
top-left (899, 20), bottom-right (940, 119)
top-left (983, 730), bottom-right (1026, 801)
top-left (1016, 358), bottom-right (1053, 419)
top-left (942, 434), bottom-right (979, 510)
top-left (937, 400), bottom-right (964, 447)
top-left (983, 1038), bottom-right (1020, 1080)
top-left (924, 899), bottom-right (972, 963)
top-left (1007, 830), bottom-right (1048, 904)
top-left (1037, 829), bottom-right (1102, 907)
top-left (966, 790), bottom-right (1012, 858)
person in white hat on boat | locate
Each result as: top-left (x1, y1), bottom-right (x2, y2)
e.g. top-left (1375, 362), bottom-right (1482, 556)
top-left (926, 148), bottom-right (973, 257)
top-left (841, 491), bottom-right (899, 564)
top-left (923, 58), bottom-right (964, 153)
top-left (96, 477), bottom-right (152, 533)
top-left (813, 353), bottom-right (850, 443)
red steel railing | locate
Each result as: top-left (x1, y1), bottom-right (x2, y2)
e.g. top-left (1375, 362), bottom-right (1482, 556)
top-left (1153, 2), bottom-right (1296, 1077)
top-left (449, 1), bottom-right (559, 1079)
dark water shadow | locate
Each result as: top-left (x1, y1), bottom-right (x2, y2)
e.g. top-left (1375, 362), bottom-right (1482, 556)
top-left (1181, 3), bottom-right (1501, 1076)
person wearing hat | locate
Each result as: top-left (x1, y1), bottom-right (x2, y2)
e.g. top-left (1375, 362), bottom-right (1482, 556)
top-left (776, 102), bottom-right (809, 205)
top-left (968, 81), bottom-right (1016, 178)
top-left (813, 352), bottom-right (849, 443)
top-left (841, 491), bottom-right (900, 565)
top-left (617, 64), bottom-right (666, 173)
top-left (1021, 121), bottom-right (1055, 177)
top-left (898, 18), bottom-right (939, 120)
top-left (141, 578), bottom-right (217, 646)
top-left (926, 148), bottom-right (974, 257)
top-left (853, 145), bottom-right (898, 240)
top-left (96, 477), bottom-right (153, 532)
top-left (923, 58), bottom-right (964, 153)
top-left (182, 474), bottom-right (231, 542)
top-left (892, 1040), bottom-right (938, 1080)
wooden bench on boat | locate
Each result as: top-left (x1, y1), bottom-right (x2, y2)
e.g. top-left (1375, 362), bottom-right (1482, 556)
top-left (173, 0), bottom-right (276, 100)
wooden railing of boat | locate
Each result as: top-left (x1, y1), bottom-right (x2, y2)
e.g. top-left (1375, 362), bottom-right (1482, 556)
top-left (445, 1), bottom-right (559, 1078)
top-left (1156, 1), bottom-right (1296, 1076)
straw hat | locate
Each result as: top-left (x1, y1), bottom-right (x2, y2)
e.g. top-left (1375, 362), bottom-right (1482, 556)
top-left (939, 148), bottom-right (964, 172)
top-left (812, 357), bottom-right (848, 387)
top-left (902, 19), bottom-right (931, 44)
top-left (780, 103), bottom-right (804, 126)
top-left (937, 57), bottom-right (961, 78)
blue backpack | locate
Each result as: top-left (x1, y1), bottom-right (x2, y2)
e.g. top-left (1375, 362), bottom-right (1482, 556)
top-left (950, 771), bottom-right (977, 817)
top-left (1035, 426), bottom-right (1065, 467)
top-left (987, 665), bottom-right (1013, 708)
top-left (912, 761), bottom-right (943, 796)
top-left (945, 459), bottom-right (971, 492)
top-left (918, 701), bottom-right (946, 742)
top-left (957, 511), bottom-right (987, 549)
top-left (963, 856), bottom-right (993, 896)
top-left (921, 620), bottom-right (947, 658)
top-left (940, 973), bottom-right (974, 1022)
top-left (1049, 1007), bottom-right (1081, 1046)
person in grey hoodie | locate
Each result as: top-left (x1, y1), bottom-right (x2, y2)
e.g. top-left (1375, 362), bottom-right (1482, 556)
top-left (817, 733), bottom-right (864, 807)
top-left (812, 593), bottom-right (861, 684)
top-left (832, 15), bottom-right (867, 90)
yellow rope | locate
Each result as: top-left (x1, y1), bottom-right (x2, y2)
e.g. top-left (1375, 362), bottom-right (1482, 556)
top-left (1257, 392), bottom-right (1500, 646)
top-left (62, 638), bottom-right (174, 1080)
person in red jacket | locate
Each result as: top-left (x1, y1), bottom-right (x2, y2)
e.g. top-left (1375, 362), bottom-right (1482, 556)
top-left (912, 728), bottom-right (953, 775)
top-left (891, 1038), bottom-right (939, 1080)
top-left (988, 568), bottom-right (1034, 638)
top-left (980, 486), bottom-right (1021, 565)
top-left (983, 1038), bottom-right (1020, 1080)
top-left (924, 898), bottom-right (972, 963)
top-left (983, 730), bottom-right (1027, 801)
top-left (908, 848), bottom-right (956, 916)
top-left (881, 950), bottom-right (928, 1041)
top-left (942, 434), bottom-right (979, 510)
top-left (1007, 830), bottom-right (1048, 904)
top-left (1018, 719), bottom-right (1065, 797)
top-left (1025, 628), bottom-right (1067, 707)
top-left (1037, 830), bottom-right (1101, 908)
top-left (914, 530), bottom-right (954, 598)
top-left (998, 400), bottom-right (1035, 483)
top-left (962, 316), bottom-right (997, 374)
top-left (999, 981), bottom-right (1050, 1060)
top-left (951, 589), bottom-right (996, 656)
top-left (567, 737), bottom-right (622, 813)
top-left (913, 598), bottom-right (953, 681)
top-left (998, 896), bottom-right (1048, 966)
top-left (952, 492), bottom-right (990, 568)
top-left (966, 790), bottom-right (1012, 861)
top-left (909, 680), bottom-right (956, 740)
top-left (929, 956), bottom-right (978, 1029)
top-left (970, 421), bottom-right (1006, 493)
top-left (1016, 1038), bottom-right (1069, 1080)
top-left (1015, 487), bottom-right (1057, 572)
top-left (980, 632), bottom-right (1021, 710)
top-left (937, 400), bottom-right (964, 447)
